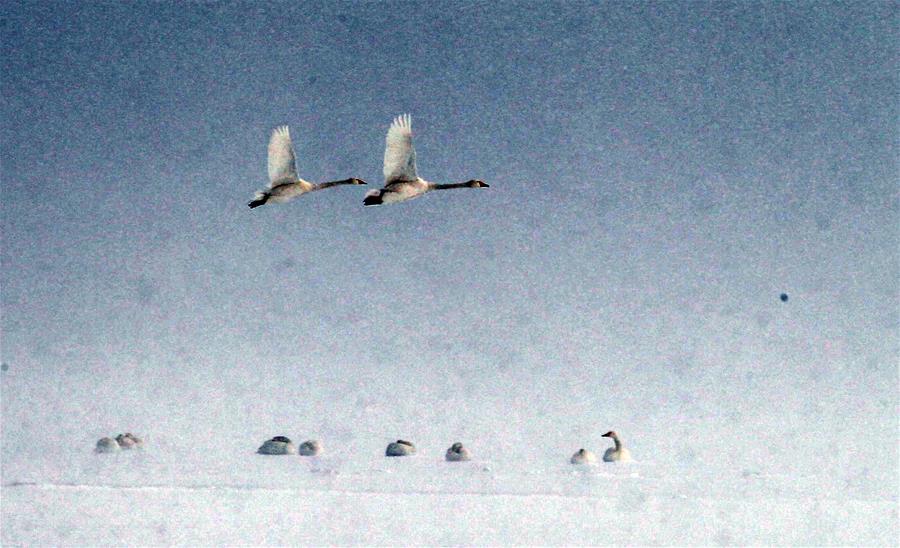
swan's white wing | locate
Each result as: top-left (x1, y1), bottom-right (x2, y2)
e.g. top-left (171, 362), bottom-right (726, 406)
top-left (383, 114), bottom-right (418, 183)
top-left (268, 125), bottom-right (299, 185)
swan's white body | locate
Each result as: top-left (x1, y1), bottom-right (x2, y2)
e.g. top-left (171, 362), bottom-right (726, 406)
top-left (115, 433), bottom-right (143, 449)
top-left (603, 446), bottom-right (632, 462)
top-left (602, 431), bottom-right (632, 462)
top-left (570, 448), bottom-right (598, 465)
top-left (298, 439), bottom-right (322, 456)
top-left (248, 126), bottom-right (365, 208)
top-left (95, 437), bottom-right (119, 453)
top-left (364, 115), bottom-right (487, 206)
top-left (445, 442), bottom-right (471, 462)
top-left (258, 436), bottom-right (298, 455)
top-left (385, 439), bottom-right (416, 457)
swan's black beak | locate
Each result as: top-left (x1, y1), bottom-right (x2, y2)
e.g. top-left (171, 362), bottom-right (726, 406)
top-left (352, 178), bottom-right (367, 185)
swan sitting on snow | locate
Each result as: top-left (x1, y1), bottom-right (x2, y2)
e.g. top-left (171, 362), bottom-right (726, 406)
top-left (385, 439), bottom-right (416, 457)
top-left (570, 448), bottom-right (598, 465)
top-left (248, 126), bottom-right (366, 208)
top-left (601, 431), bottom-right (632, 462)
top-left (445, 442), bottom-right (471, 462)
top-left (258, 435), bottom-right (298, 455)
top-left (115, 433), bottom-right (143, 449)
top-left (95, 437), bottom-right (119, 453)
top-left (363, 114), bottom-right (488, 206)
top-left (298, 439), bottom-right (322, 456)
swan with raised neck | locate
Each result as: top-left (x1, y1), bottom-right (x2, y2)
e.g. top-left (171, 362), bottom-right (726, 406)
top-left (601, 430), bottom-right (632, 462)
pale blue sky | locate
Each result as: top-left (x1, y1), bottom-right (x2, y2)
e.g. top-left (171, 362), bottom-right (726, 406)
top-left (3, 0), bottom-right (896, 359)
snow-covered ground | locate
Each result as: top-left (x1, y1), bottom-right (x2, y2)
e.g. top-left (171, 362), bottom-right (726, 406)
top-left (3, 452), bottom-right (895, 545)
top-left (2, 351), bottom-right (897, 546)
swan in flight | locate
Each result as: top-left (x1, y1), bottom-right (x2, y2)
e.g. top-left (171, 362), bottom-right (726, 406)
top-left (248, 126), bottom-right (366, 208)
top-left (601, 431), bottom-right (632, 462)
top-left (363, 114), bottom-right (488, 206)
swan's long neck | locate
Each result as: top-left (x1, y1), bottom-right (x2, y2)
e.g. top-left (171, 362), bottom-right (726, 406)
top-left (313, 179), bottom-right (357, 190)
top-left (612, 435), bottom-right (622, 451)
top-left (430, 181), bottom-right (471, 190)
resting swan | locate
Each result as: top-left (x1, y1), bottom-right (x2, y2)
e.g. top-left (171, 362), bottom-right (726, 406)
top-left (115, 433), bottom-right (143, 449)
top-left (298, 439), bottom-right (322, 456)
top-left (95, 437), bottom-right (119, 453)
top-left (363, 114), bottom-right (488, 206)
top-left (248, 126), bottom-right (366, 208)
top-left (570, 448), bottom-right (598, 465)
top-left (257, 435), bottom-right (298, 455)
top-left (601, 430), bottom-right (632, 462)
top-left (445, 442), bottom-right (471, 462)
top-left (385, 439), bottom-right (416, 457)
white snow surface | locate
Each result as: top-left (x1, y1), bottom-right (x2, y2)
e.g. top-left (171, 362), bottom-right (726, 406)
top-left (2, 355), bottom-right (897, 546)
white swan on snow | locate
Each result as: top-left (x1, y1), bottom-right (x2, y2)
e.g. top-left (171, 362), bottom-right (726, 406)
top-left (385, 439), bottom-right (416, 457)
top-left (602, 431), bottom-right (632, 462)
top-left (258, 435), bottom-right (298, 455)
top-left (570, 448), bottom-right (598, 465)
top-left (363, 114), bottom-right (488, 206)
top-left (115, 433), bottom-right (143, 449)
top-left (445, 442), bottom-right (471, 462)
top-left (298, 439), bottom-right (322, 456)
top-left (95, 437), bottom-right (119, 453)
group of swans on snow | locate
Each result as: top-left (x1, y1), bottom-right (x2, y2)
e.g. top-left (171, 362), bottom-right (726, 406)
top-left (254, 437), bottom-right (467, 460)
top-left (570, 431), bottom-right (632, 464)
top-left (257, 436), bottom-right (323, 456)
top-left (248, 114), bottom-right (488, 209)
top-left (94, 431), bottom-right (630, 463)
top-left (255, 435), bottom-right (629, 463)
top-left (94, 433), bottom-right (144, 453)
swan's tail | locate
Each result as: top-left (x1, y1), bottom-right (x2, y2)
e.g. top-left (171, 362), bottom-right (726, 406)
top-left (363, 189), bottom-right (383, 206)
top-left (248, 191), bottom-right (269, 209)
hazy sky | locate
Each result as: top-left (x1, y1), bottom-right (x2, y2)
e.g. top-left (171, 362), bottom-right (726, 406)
top-left (1, 2), bottom-right (897, 473)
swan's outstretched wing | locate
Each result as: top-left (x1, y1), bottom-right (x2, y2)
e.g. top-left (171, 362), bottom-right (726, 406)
top-left (268, 126), bottom-right (299, 185)
top-left (383, 114), bottom-right (418, 183)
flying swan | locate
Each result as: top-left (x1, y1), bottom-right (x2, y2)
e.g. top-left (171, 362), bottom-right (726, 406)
top-left (363, 114), bottom-right (488, 206)
top-left (248, 126), bottom-right (366, 208)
